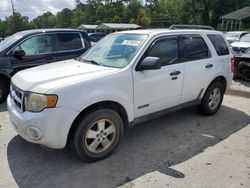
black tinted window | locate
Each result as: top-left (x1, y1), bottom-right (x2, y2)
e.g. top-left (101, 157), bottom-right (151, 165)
top-left (148, 37), bottom-right (179, 66)
top-left (182, 35), bottom-right (209, 61)
top-left (57, 33), bottom-right (82, 51)
top-left (207, 34), bottom-right (229, 56)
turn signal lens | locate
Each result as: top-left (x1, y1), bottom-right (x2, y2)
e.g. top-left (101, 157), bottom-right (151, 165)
top-left (47, 95), bottom-right (58, 108)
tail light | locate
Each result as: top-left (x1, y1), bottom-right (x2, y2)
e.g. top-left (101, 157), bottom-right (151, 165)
top-left (231, 56), bottom-right (236, 73)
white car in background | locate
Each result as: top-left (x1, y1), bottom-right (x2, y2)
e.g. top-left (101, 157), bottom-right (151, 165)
top-left (7, 29), bottom-right (234, 162)
top-left (225, 31), bottom-right (249, 45)
top-left (231, 34), bottom-right (250, 80)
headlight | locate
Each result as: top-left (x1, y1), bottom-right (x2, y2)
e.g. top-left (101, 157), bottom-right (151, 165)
top-left (25, 92), bottom-right (58, 112)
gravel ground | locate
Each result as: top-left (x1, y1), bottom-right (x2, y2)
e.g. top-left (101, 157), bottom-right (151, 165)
top-left (0, 80), bottom-right (249, 188)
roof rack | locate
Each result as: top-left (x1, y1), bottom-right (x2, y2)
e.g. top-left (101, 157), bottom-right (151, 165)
top-left (169, 24), bottom-right (215, 30)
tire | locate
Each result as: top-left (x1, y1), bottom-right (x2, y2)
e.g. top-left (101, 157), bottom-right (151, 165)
top-left (197, 82), bottom-right (224, 116)
top-left (0, 81), bottom-right (8, 104)
top-left (70, 108), bottom-right (123, 162)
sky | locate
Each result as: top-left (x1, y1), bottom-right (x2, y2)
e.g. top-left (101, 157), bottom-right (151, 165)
top-left (0, 0), bottom-right (83, 20)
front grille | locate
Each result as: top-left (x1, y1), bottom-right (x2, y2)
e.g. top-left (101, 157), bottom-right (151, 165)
top-left (10, 84), bottom-right (25, 113)
top-left (232, 47), bottom-right (248, 53)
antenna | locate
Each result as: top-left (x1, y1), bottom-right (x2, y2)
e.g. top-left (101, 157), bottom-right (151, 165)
top-left (11, 0), bottom-right (16, 16)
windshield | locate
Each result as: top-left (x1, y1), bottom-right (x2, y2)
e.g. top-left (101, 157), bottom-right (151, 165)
top-left (240, 34), bottom-right (250, 42)
top-left (0, 32), bottom-right (24, 53)
top-left (225, 32), bottom-right (240, 38)
top-left (80, 33), bottom-right (148, 68)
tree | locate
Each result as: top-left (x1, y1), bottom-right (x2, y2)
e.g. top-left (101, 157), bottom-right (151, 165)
top-left (123, 0), bottom-right (142, 22)
top-left (32, 12), bottom-right (56, 28)
top-left (95, 19), bottom-right (103, 25)
top-left (136, 9), bottom-right (151, 26)
top-left (56, 8), bottom-right (72, 28)
top-left (6, 12), bottom-right (31, 35)
top-left (71, 7), bottom-right (86, 28)
top-left (112, 15), bottom-right (121, 23)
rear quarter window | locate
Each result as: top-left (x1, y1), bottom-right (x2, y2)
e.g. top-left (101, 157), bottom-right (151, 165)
top-left (207, 34), bottom-right (229, 56)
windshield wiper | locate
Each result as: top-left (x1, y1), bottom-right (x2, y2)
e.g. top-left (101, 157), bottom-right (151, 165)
top-left (81, 58), bottom-right (103, 66)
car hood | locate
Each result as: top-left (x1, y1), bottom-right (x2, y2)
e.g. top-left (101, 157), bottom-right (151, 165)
top-left (12, 59), bottom-right (120, 93)
top-left (231, 42), bottom-right (250, 48)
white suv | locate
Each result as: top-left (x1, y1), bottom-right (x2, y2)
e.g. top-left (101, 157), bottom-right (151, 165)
top-left (7, 29), bottom-right (234, 161)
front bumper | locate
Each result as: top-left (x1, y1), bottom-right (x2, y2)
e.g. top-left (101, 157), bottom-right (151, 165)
top-left (7, 95), bottom-right (79, 149)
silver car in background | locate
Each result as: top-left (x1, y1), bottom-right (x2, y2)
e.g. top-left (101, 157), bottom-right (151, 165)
top-left (231, 34), bottom-right (250, 81)
top-left (225, 31), bottom-right (249, 45)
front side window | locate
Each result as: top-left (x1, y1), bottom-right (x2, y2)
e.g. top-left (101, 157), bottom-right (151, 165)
top-left (147, 37), bottom-right (179, 66)
top-left (80, 33), bottom-right (148, 68)
top-left (207, 34), bottom-right (229, 56)
top-left (182, 35), bottom-right (210, 61)
top-left (57, 33), bottom-right (83, 51)
top-left (16, 34), bottom-right (55, 55)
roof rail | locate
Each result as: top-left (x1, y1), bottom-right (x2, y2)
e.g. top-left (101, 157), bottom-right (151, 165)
top-left (169, 24), bottom-right (215, 30)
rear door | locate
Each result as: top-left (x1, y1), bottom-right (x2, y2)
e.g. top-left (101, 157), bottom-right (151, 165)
top-left (10, 33), bottom-right (57, 74)
top-left (54, 32), bottom-right (87, 61)
top-left (180, 34), bottom-right (216, 104)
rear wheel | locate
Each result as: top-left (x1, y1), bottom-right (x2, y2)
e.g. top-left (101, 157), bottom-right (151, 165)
top-left (197, 82), bottom-right (224, 116)
top-left (0, 81), bottom-right (8, 104)
top-left (70, 108), bottom-right (123, 162)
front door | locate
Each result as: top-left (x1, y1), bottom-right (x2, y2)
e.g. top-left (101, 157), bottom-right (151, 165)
top-left (10, 33), bottom-right (56, 74)
top-left (133, 36), bottom-right (184, 118)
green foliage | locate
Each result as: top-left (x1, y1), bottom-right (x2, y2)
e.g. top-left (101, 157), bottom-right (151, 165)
top-left (112, 15), bottom-right (122, 23)
top-left (0, 0), bottom-right (250, 37)
top-left (56, 8), bottom-right (72, 28)
top-left (95, 19), bottom-right (103, 25)
top-left (136, 9), bottom-right (151, 26)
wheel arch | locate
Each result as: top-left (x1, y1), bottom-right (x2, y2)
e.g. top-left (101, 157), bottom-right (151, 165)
top-left (0, 72), bottom-right (11, 87)
top-left (209, 76), bottom-right (227, 93)
top-left (67, 100), bottom-right (129, 146)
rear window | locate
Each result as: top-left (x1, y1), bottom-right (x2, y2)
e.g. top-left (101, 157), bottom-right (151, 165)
top-left (207, 34), bottom-right (229, 56)
top-left (182, 35), bottom-right (210, 61)
top-left (57, 33), bottom-right (83, 51)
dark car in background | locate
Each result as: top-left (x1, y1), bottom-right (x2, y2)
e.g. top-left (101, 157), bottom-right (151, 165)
top-left (0, 28), bottom-right (91, 103)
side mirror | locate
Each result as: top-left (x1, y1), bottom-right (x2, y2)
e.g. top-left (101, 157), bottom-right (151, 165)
top-left (13, 49), bottom-right (25, 59)
top-left (136, 56), bottom-right (161, 71)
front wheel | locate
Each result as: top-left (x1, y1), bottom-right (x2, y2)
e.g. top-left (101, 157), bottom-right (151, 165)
top-left (197, 82), bottom-right (224, 116)
top-left (70, 108), bottom-right (123, 162)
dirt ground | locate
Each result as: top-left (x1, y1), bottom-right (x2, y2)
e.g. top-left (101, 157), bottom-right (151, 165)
top-left (0, 80), bottom-right (249, 188)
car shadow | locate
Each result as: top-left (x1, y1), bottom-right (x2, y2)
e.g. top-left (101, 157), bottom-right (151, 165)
top-left (0, 102), bottom-right (7, 112)
top-left (7, 105), bottom-right (250, 188)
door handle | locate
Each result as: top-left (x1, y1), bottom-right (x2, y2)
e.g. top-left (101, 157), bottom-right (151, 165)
top-left (170, 70), bottom-right (181, 76)
top-left (205, 64), bottom-right (213, 68)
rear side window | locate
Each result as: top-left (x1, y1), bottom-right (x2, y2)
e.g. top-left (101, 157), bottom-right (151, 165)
top-left (57, 33), bottom-right (82, 51)
top-left (181, 35), bottom-right (210, 61)
top-left (207, 34), bottom-right (229, 56)
top-left (147, 37), bottom-right (179, 66)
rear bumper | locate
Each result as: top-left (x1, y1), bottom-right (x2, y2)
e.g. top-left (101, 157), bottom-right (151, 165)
top-left (7, 95), bottom-right (79, 149)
